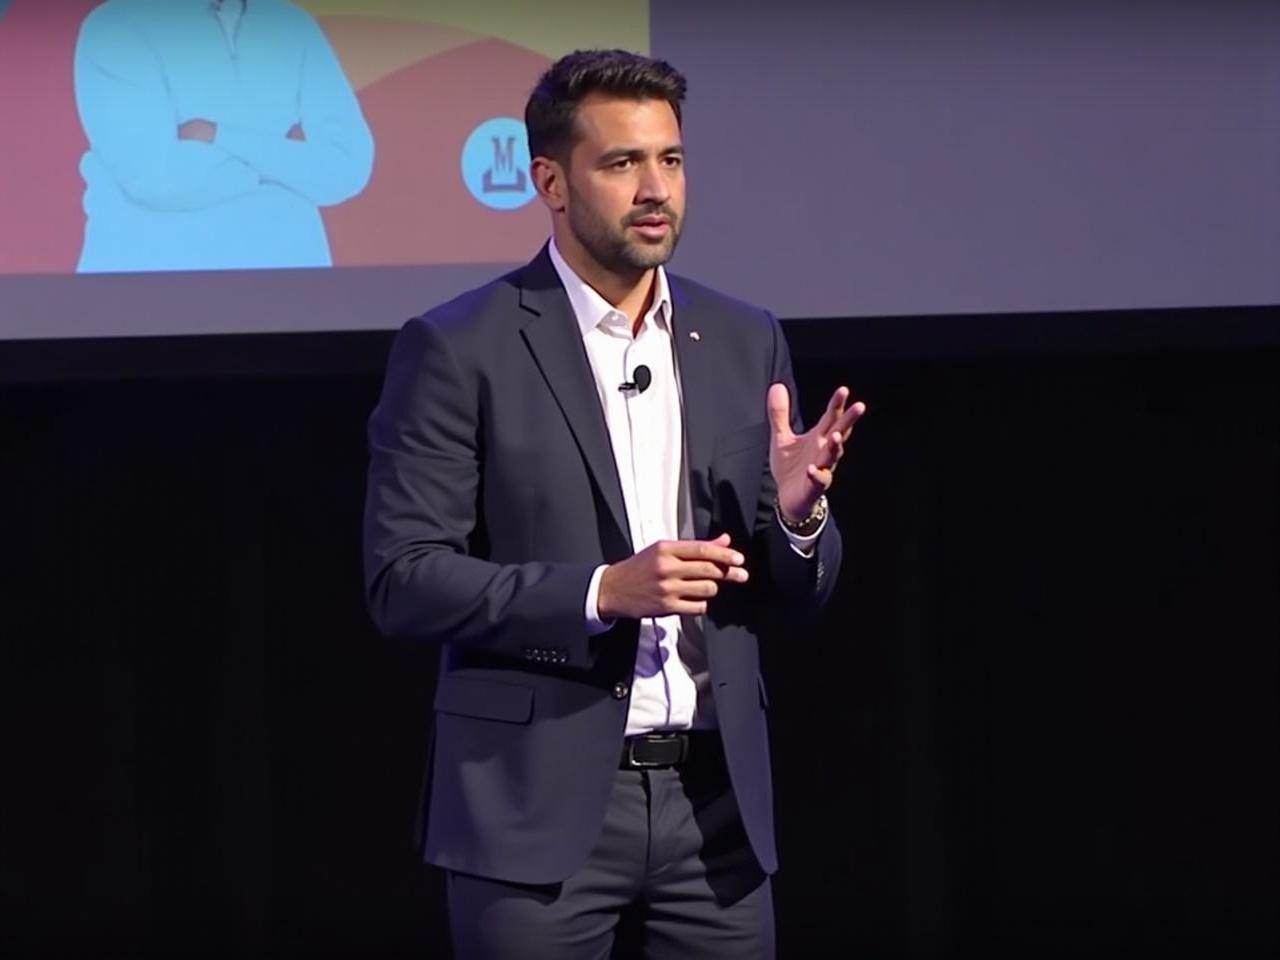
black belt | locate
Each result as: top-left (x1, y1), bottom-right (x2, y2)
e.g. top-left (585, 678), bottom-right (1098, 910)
top-left (619, 731), bottom-right (720, 770)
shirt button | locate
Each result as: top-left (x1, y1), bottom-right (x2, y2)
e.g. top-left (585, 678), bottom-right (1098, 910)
top-left (612, 681), bottom-right (630, 700)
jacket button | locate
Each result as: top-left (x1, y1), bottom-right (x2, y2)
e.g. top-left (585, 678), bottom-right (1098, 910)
top-left (612, 681), bottom-right (630, 700)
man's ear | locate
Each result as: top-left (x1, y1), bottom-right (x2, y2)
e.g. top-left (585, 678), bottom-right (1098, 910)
top-left (531, 156), bottom-right (566, 213)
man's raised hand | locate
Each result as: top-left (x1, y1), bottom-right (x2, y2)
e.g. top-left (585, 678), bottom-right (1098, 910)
top-left (768, 383), bottom-right (866, 522)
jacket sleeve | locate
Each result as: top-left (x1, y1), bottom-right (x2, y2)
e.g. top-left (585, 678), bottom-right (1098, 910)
top-left (73, 6), bottom-right (260, 211)
top-left (753, 312), bottom-right (843, 615)
top-left (213, 16), bottom-right (373, 206)
top-left (363, 315), bottom-right (598, 666)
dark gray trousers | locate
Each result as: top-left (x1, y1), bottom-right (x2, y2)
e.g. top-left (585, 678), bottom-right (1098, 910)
top-left (446, 747), bottom-right (773, 959)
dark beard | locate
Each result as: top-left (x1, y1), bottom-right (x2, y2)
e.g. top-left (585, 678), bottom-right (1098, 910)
top-left (567, 195), bottom-right (682, 276)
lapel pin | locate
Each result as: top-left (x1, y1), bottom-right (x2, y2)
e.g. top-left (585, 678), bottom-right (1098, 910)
top-left (689, 330), bottom-right (701, 341)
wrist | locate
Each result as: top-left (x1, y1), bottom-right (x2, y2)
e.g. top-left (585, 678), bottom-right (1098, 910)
top-left (585, 564), bottom-right (613, 634)
top-left (596, 564), bottom-right (617, 621)
top-left (775, 494), bottom-right (827, 538)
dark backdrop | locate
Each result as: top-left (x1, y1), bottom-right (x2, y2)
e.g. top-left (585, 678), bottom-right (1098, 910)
top-left (2, 309), bottom-right (1277, 957)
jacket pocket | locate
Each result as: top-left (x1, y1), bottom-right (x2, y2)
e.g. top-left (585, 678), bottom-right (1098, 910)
top-left (433, 675), bottom-right (534, 724)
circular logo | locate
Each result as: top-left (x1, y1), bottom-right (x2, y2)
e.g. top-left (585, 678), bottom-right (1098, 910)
top-left (460, 117), bottom-right (534, 211)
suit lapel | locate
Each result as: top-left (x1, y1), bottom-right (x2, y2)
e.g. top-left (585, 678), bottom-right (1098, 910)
top-left (669, 276), bottom-right (718, 539)
top-left (517, 247), bottom-right (633, 554)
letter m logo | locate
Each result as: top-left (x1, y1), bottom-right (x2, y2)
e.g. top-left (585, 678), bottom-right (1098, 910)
top-left (491, 136), bottom-right (516, 174)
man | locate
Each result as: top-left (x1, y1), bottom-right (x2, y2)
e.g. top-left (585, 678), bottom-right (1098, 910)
top-left (73, 0), bottom-right (373, 273)
top-left (364, 50), bottom-right (865, 958)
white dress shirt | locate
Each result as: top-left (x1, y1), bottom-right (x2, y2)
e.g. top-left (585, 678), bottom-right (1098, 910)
top-left (548, 239), bottom-right (822, 736)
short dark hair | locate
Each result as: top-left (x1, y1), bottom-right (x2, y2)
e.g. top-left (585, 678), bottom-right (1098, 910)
top-left (525, 49), bottom-right (687, 163)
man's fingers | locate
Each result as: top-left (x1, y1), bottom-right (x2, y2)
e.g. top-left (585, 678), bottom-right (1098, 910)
top-left (807, 463), bottom-right (834, 490)
top-left (674, 560), bottom-right (749, 582)
top-left (670, 560), bottom-right (731, 581)
top-left (767, 383), bottom-right (792, 439)
top-left (666, 539), bottom-right (745, 567)
top-left (816, 385), bottom-right (850, 434)
top-left (808, 398), bottom-right (861, 470)
top-left (831, 400), bottom-right (866, 438)
top-left (660, 577), bottom-right (719, 602)
top-left (670, 599), bottom-right (710, 616)
top-left (820, 428), bottom-right (849, 468)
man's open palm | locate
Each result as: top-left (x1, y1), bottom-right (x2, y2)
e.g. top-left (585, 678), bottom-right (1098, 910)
top-left (768, 383), bottom-right (866, 521)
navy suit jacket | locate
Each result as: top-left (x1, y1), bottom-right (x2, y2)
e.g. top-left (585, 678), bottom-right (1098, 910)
top-left (363, 246), bottom-right (841, 884)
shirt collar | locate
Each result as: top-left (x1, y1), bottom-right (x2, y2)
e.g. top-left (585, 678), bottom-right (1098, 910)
top-left (548, 237), bottom-right (672, 339)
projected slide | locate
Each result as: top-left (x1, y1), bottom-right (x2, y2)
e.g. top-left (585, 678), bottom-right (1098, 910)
top-left (0, 0), bottom-right (649, 275)
top-left (2, 1), bottom-right (1275, 341)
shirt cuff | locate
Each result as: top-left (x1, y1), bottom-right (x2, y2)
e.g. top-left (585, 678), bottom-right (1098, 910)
top-left (584, 563), bottom-right (614, 635)
top-left (780, 512), bottom-right (827, 558)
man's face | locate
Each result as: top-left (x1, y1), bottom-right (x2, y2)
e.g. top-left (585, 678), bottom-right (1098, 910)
top-left (562, 94), bottom-right (686, 275)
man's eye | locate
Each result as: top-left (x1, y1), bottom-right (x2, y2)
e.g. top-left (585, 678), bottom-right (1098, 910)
top-left (612, 159), bottom-right (634, 170)
top-left (663, 156), bottom-right (683, 168)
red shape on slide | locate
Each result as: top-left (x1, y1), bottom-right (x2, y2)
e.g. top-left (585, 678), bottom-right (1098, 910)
top-left (322, 38), bottom-right (552, 267)
top-left (0, 1), bottom-right (97, 275)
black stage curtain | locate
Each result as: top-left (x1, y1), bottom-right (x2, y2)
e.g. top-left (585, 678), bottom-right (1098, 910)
top-left (2, 312), bottom-right (1276, 957)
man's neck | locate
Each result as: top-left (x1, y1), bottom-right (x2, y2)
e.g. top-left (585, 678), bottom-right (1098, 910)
top-left (553, 231), bottom-right (656, 332)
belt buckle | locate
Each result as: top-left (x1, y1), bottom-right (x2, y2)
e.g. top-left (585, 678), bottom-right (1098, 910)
top-left (627, 733), bottom-right (687, 768)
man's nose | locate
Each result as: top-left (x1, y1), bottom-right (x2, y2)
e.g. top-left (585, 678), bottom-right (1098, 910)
top-left (635, 160), bottom-right (670, 206)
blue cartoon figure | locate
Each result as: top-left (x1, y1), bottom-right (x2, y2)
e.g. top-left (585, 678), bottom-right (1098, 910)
top-left (74, 0), bottom-right (374, 272)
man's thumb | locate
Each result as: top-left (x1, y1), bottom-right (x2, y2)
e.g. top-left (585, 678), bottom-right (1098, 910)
top-left (767, 383), bottom-right (791, 436)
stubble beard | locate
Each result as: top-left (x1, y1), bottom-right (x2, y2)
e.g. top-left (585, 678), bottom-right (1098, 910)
top-left (567, 191), bottom-right (683, 277)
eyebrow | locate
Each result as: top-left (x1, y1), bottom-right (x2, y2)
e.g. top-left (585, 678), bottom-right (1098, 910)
top-left (597, 145), bottom-right (685, 165)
